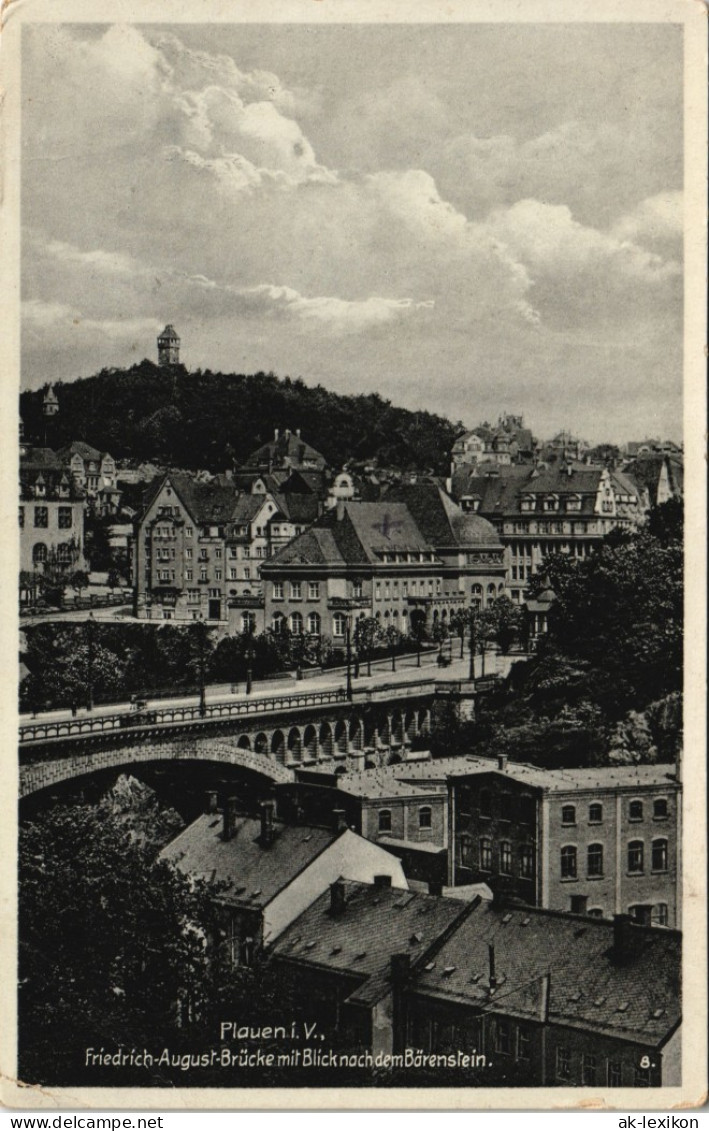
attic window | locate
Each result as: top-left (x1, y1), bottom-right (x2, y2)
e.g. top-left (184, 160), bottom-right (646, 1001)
top-left (652, 1008), bottom-right (665, 1019)
top-left (569, 991), bottom-right (582, 1002)
top-left (470, 973), bottom-right (482, 983)
top-left (521, 917), bottom-right (531, 926)
top-left (208, 819), bottom-right (220, 828)
top-left (502, 913), bottom-right (512, 924)
top-left (353, 951), bottom-right (367, 961)
top-left (424, 962), bottom-right (436, 972)
top-left (410, 932), bottom-right (423, 945)
top-left (616, 1001), bottom-right (629, 1013)
top-left (304, 941), bottom-right (316, 950)
top-left (593, 996), bottom-right (606, 1007)
top-left (442, 966), bottom-right (456, 977)
top-left (330, 945), bottom-right (342, 955)
top-left (251, 889), bottom-right (262, 898)
top-left (302, 834), bottom-right (312, 842)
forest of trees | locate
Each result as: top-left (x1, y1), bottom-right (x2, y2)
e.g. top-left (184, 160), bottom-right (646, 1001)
top-left (20, 362), bottom-right (460, 474)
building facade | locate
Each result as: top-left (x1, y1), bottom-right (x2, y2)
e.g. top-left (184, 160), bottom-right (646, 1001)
top-left (260, 489), bottom-right (506, 645)
top-left (58, 441), bottom-right (120, 514)
top-left (448, 759), bottom-right (681, 927)
top-left (19, 447), bottom-right (86, 577)
top-left (450, 464), bottom-right (644, 603)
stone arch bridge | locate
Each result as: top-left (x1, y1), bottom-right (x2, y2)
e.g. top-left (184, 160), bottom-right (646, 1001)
top-left (19, 677), bottom-right (479, 798)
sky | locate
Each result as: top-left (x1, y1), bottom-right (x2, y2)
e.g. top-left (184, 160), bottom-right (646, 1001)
top-left (21, 22), bottom-right (684, 444)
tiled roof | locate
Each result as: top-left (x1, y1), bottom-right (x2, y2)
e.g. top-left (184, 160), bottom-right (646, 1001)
top-left (336, 771), bottom-right (441, 800)
top-left (412, 902), bottom-right (680, 1045)
top-left (273, 493), bottom-right (321, 524)
top-left (161, 814), bottom-right (337, 908)
top-left (384, 483), bottom-right (501, 548)
top-left (271, 880), bottom-right (470, 1007)
top-left (446, 759), bottom-right (681, 794)
top-left (266, 526), bottom-right (348, 568)
top-left (141, 471), bottom-right (237, 525)
top-left (342, 502), bottom-right (434, 560)
top-left (244, 432), bottom-right (327, 471)
top-left (58, 440), bottom-right (104, 462)
top-left (20, 447), bottom-right (63, 471)
top-left (229, 494), bottom-right (269, 525)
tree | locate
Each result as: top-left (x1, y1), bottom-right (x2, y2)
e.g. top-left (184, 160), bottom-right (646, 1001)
top-left (353, 616), bottom-right (381, 677)
top-left (480, 595), bottom-right (525, 655)
top-left (19, 802), bottom-right (225, 1086)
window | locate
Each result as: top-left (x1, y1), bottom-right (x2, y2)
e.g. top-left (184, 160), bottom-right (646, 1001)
top-left (200, 569), bottom-right (208, 582)
top-left (587, 843), bottom-right (604, 878)
top-left (19, 506), bottom-right (24, 528)
top-left (378, 809), bottom-right (392, 833)
top-left (629, 800), bottom-right (643, 822)
top-left (273, 582), bottom-right (284, 600)
top-left (581, 1054), bottom-right (597, 1086)
top-left (209, 587), bottom-right (220, 598)
top-left (244, 567), bottom-right (251, 580)
top-left (627, 840), bottom-right (644, 874)
top-left (186, 548), bottom-right (193, 559)
top-left (230, 568), bottom-right (237, 580)
top-left (186, 569), bottom-right (193, 581)
top-left (651, 838), bottom-right (668, 873)
top-left (607, 1061), bottom-right (622, 1087)
top-left (460, 835), bottom-right (473, 868)
top-left (290, 612), bottom-right (304, 634)
top-left (561, 804), bottom-right (576, 826)
top-left (589, 803), bottom-right (603, 824)
top-left (479, 838), bottom-right (493, 871)
top-left (495, 1020), bottom-right (511, 1055)
top-left (185, 526), bottom-right (193, 537)
top-left (587, 907), bottom-right (604, 918)
top-left (307, 612), bottom-right (321, 635)
top-left (34, 506), bottom-right (48, 528)
top-left (375, 582), bottom-right (382, 601)
top-left (32, 543), bottom-right (47, 565)
top-left (419, 806), bottom-right (432, 830)
top-left (58, 507), bottom-right (72, 529)
top-left (308, 581), bottom-right (320, 600)
top-left (272, 611), bottom-right (286, 634)
top-left (215, 569), bottom-right (222, 580)
top-left (333, 613), bottom-right (346, 638)
top-left (653, 903), bottom-right (669, 927)
top-left (290, 581), bottom-right (302, 600)
top-left (500, 841), bottom-right (512, 875)
top-left (353, 579), bottom-right (363, 598)
top-left (560, 845), bottom-right (577, 879)
top-left (479, 789), bottom-right (492, 818)
top-left (56, 543), bottom-right (72, 564)
top-left (519, 794), bottom-right (535, 825)
top-left (556, 1047), bottom-right (571, 1081)
top-left (519, 845), bottom-right (534, 879)
top-left (215, 548), bottom-right (222, 559)
top-left (653, 798), bottom-right (669, 820)
top-left (516, 1027), bottom-right (531, 1061)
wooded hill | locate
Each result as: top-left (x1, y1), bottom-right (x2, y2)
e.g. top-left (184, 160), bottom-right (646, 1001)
top-left (20, 362), bottom-right (460, 474)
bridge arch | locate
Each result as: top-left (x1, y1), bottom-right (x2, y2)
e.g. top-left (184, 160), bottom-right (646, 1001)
top-left (319, 722), bottom-right (333, 759)
top-left (287, 727), bottom-right (302, 763)
top-left (303, 724), bottom-right (318, 761)
top-left (271, 729), bottom-right (285, 764)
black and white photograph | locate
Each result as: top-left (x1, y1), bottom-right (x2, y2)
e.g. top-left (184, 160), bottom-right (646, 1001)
top-left (3, 0), bottom-right (706, 1110)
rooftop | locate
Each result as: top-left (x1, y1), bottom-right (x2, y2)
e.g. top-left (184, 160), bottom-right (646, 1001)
top-left (447, 759), bottom-right (681, 794)
top-left (271, 880), bottom-right (469, 1007)
top-left (412, 901), bottom-right (680, 1046)
top-left (160, 814), bottom-right (337, 908)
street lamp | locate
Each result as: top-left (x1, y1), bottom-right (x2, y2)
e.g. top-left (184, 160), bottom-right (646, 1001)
top-left (85, 611), bottom-right (95, 712)
top-left (468, 613), bottom-right (476, 681)
top-left (197, 616), bottom-right (207, 716)
top-left (245, 629), bottom-right (255, 695)
top-left (345, 615), bottom-right (353, 700)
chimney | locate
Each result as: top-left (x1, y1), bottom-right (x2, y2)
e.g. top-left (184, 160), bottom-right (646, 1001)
top-left (497, 753), bottom-right (508, 772)
top-left (285, 429), bottom-right (291, 439)
top-left (205, 790), bottom-right (218, 815)
top-left (390, 952), bottom-right (411, 986)
top-left (330, 879), bottom-right (346, 916)
top-left (223, 796), bottom-right (238, 842)
top-left (374, 873), bottom-right (392, 889)
top-left (333, 808), bottom-right (348, 833)
top-left (539, 972), bottom-right (551, 1022)
top-left (488, 943), bottom-right (497, 990)
top-left (336, 498), bottom-right (345, 521)
top-left (274, 428), bottom-right (280, 440)
top-left (296, 428), bottom-right (301, 438)
top-left (260, 800), bottom-right (275, 847)
top-left (612, 913), bottom-right (637, 964)
top-left (428, 879), bottom-right (443, 897)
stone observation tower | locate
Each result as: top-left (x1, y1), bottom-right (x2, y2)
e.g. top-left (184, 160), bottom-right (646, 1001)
top-left (157, 324), bottom-right (180, 366)
top-left (43, 384), bottom-right (59, 417)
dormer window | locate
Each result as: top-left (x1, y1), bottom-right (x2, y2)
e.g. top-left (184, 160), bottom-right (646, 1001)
top-left (520, 495), bottom-right (536, 512)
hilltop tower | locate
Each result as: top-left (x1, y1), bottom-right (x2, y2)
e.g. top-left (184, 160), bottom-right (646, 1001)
top-left (158, 324), bottom-right (180, 366)
top-left (43, 384), bottom-right (59, 417)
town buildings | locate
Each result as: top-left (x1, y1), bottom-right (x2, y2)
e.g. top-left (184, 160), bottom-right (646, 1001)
top-left (450, 414), bottom-right (538, 473)
top-left (57, 441), bottom-right (120, 514)
top-left (448, 757), bottom-right (681, 927)
top-left (260, 487), bottom-right (506, 644)
top-left (449, 463), bottom-right (644, 603)
top-left (270, 879), bottom-right (680, 1085)
top-left (160, 797), bottom-right (407, 960)
top-left (19, 447), bottom-right (86, 578)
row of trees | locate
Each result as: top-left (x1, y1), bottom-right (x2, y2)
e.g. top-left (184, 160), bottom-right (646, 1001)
top-left (21, 597), bottom-right (527, 713)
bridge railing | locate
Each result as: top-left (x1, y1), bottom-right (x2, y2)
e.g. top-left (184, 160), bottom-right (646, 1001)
top-left (19, 686), bottom-right (350, 745)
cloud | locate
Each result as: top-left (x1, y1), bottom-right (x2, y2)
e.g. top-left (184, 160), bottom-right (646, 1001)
top-left (611, 191), bottom-right (683, 247)
top-left (240, 284), bottom-right (434, 334)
